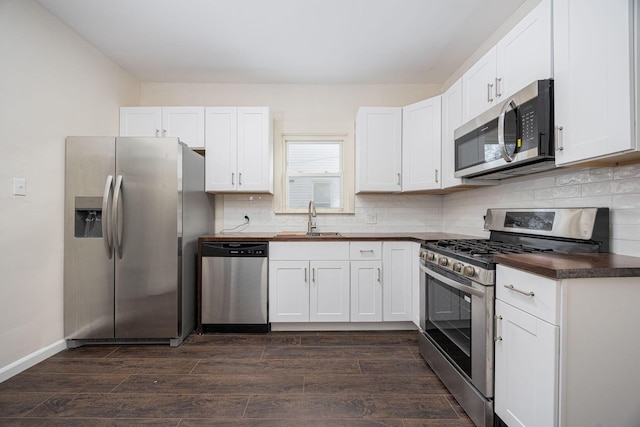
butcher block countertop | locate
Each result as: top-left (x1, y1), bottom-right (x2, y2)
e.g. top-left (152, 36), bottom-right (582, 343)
top-left (198, 232), bottom-right (481, 244)
top-left (494, 253), bottom-right (640, 280)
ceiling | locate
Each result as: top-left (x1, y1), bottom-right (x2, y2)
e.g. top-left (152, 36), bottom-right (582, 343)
top-left (36, 0), bottom-right (526, 85)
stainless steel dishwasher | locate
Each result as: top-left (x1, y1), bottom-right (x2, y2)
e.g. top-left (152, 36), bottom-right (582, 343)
top-left (200, 241), bottom-right (269, 333)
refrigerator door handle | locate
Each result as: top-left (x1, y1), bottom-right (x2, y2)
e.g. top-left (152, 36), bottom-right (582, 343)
top-left (102, 175), bottom-right (114, 258)
top-left (113, 174), bottom-right (124, 259)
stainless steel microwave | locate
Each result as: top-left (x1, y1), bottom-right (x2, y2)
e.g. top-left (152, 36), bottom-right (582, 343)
top-left (454, 79), bottom-right (555, 180)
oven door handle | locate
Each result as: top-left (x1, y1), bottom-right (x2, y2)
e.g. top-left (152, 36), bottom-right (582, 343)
top-left (420, 264), bottom-right (485, 298)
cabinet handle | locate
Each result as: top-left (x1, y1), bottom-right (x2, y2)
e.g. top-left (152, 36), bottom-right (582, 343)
top-left (397, 173), bottom-right (401, 186)
top-left (239, 172), bottom-right (242, 186)
top-left (555, 126), bottom-right (564, 151)
top-left (435, 169), bottom-right (439, 183)
top-left (495, 77), bottom-right (502, 98)
top-left (377, 267), bottom-right (381, 282)
top-left (504, 284), bottom-right (535, 297)
top-left (487, 83), bottom-right (494, 102)
top-left (312, 268), bottom-right (316, 283)
top-left (304, 267), bottom-right (307, 282)
top-left (231, 172), bottom-right (235, 185)
top-left (360, 249), bottom-right (375, 254)
top-left (494, 315), bottom-right (503, 342)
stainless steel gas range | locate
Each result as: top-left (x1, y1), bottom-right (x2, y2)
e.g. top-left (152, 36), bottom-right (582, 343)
top-left (418, 208), bottom-right (610, 427)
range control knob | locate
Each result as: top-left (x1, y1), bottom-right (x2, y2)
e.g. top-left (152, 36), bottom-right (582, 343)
top-left (426, 252), bottom-right (436, 261)
top-left (452, 263), bottom-right (463, 273)
top-left (462, 266), bottom-right (476, 277)
top-left (438, 257), bottom-right (449, 267)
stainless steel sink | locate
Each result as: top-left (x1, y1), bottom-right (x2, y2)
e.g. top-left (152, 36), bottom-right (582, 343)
top-left (276, 231), bottom-right (343, 238)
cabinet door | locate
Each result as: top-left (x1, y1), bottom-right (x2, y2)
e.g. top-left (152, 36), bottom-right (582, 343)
top-left (355, 107), bottom-right (402, 192)
top-left (162, 107), bottom-right (205, 149)
top-left (495, 299), bottom-right (559, 427)
top-left (441, 79), bottom-right (464, 189)
top-left (119, 107), bottom-right (162, 137)
top-left (462, 47), bottom-right (497, 123)
top-left (496, 0), bottom-right (552, 100)
top-left (350, 261), bottom-right (383, 322)
top-left (205, 107), bottom-right (237, 192)
top-left (554, 0), bottom-right (635, 165)
top-left (310, 260), bottom-right (350, 322)
top-left (402, 97), bottom-right (442, 191)
top-left (382, 242), bottom-right (413, 321)
top-left (237, 107), bottom-right (273, 193)
top-left (269, 260), bottom-right (309, 322)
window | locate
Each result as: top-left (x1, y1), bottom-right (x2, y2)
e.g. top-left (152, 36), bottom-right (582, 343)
top-left (281, 135), bottom-right (349, 212)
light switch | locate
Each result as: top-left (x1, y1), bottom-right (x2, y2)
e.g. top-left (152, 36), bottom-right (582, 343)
top-left (366, 214), bottom-right (377, 224)
top-left (12, 178), bottom-right (26, 196)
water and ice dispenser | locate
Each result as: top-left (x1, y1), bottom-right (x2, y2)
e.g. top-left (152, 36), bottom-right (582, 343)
top-left (74, 196), bottom-right (103, 238)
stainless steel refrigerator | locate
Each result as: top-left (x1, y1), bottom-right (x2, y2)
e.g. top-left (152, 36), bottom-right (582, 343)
top-left (64, 136), bottom-right (213, 347)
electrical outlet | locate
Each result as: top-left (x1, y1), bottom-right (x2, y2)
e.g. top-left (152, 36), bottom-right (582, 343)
top-left (12, 178), bottom-right (26, 196)
top-left (366, 214), bottom-right (377, 224)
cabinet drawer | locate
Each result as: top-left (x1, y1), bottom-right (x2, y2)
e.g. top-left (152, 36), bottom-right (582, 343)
top-left (270, 242), bottom-right (349, 261)
top-left (496, 265), bottom-right (560, 325)
top-left (350, 242), bottom-right (382, 260)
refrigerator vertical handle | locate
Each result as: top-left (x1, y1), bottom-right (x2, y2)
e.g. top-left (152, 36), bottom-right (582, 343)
top-left (112, 175), bottom-right (124, 259)
top-left (102, 175), bottom-right (113, 258)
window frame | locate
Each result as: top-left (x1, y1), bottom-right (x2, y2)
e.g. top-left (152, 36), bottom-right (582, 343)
top-left (277, 133), bottom-right (354, 214)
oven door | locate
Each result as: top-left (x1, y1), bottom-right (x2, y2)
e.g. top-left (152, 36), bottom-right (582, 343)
top-left (420, 262), bottom-right (494, 398)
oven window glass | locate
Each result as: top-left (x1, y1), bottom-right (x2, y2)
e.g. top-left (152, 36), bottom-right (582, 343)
top-left (425, 274), bottom-right (472, 377)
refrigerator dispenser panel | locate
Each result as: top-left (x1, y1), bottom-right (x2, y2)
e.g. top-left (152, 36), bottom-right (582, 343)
top-left (74, 196), bottom-right (103, 238)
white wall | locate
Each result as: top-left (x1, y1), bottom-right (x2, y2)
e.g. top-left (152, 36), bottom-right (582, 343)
top-left (442, 164), bottom-right (640, 256)
top-left (0, 0), bottom-right (139, 379)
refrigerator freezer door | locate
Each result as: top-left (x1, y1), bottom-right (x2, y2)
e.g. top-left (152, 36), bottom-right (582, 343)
top-left (64, 137), bottom-right (116, 339)
top-left (114, 137), bottom-right (180, 338)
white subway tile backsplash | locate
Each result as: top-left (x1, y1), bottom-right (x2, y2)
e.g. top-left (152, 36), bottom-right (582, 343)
top-left (220, 164), bottom-right (640, 256)
top-left (614, 163), bottom-right (640, 179)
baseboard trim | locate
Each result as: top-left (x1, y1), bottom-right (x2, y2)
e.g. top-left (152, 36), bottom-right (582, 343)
top-left (0, 339), bottom-right (67, 383)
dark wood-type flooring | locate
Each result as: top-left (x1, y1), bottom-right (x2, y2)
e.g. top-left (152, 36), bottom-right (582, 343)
top-left (0, 330), bottom-right (474, 426)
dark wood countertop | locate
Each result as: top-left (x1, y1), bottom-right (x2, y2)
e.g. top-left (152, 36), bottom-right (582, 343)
top-left (494, 253), bottom-right (640, 280)
top-left (198, 232), bottom-right (482, 244)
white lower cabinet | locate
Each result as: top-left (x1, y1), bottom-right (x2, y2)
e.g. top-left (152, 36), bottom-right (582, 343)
top-left (269, 260), bottom-right (309, 322)
top-left (495, 299), bottom-right (559, 427)
top-left (382, 242), bottom-right (414, 321)
top-left (270, 240), bottom-right (417, 325)
top-left (350, 242), bottom-right (383, 322)
top-left (495, 264), bottom-right (640, 427)
top-left (309, 260), bottom-right (350, 322)
top-left (269, 242), bottom-right (349, 323)
top-left (350, 261), bottom-right (383, 322)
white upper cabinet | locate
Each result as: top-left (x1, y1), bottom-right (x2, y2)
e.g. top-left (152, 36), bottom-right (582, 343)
top-left (205, 106), bottom-right (273, 193)
top-left (495, 0), bottom-right (552, 102)
top-left (462, 0), bottom-right (552, 123)
top-left (355, 107), bottom-right (403, 193)
top-left (355, 100), bottom-right (442, 193)
top-left (462, 48), bottom-right (498, 123)
top-left (554, 0), bottom-right (637, 165)
top-left (402, 97), bottom-right (442, 191)
top-left (120, 106), bottom-right (205, 149)
top-left (120, 107), bottom-right (162, 137)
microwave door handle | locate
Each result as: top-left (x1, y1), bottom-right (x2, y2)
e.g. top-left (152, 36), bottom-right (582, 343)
top-left (498, 98), bottom-right (518, 163)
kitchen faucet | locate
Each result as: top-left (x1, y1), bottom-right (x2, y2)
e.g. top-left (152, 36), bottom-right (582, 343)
top-left (307, 200), bottom-right (317, 234)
